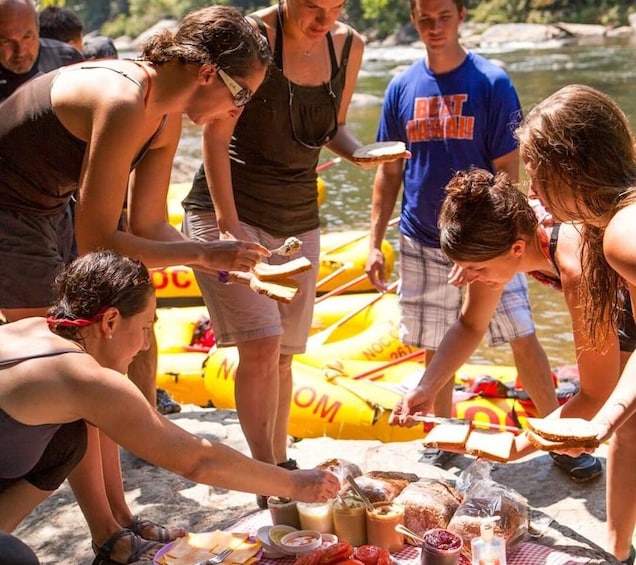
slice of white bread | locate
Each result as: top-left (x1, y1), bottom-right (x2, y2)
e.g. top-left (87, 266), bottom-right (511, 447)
top-left (526, 417), bottom-right (599, 442)
top-left (422, 423), bottom-right (471, 450)
top-left (524, 429), bottom-right (600, 452)
top-left (352, 141), bottom-right (408, 164)
top-left (465, 429), bottom-right (515, 463)
top-left (252, 257), bottom-right (312, 282)
top-left (249, 277), bottom-right (299, 304)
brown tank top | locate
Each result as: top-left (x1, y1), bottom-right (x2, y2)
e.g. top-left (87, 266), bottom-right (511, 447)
top-left (0, 62), bottom-right (166, 215)
top-left (184, 11), bottom-right (354, 236)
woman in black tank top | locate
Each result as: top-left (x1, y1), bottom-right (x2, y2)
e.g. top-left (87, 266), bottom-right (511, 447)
top-left (183, 0), bottom-right (372, 509)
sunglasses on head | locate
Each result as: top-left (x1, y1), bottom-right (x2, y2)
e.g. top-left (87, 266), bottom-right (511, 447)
top-left (216, 66), bottom-right (254, 108)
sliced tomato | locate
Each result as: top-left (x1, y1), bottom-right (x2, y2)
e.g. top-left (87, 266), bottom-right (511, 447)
top-left (333, 559), bottom-right (365, 565)
top-left (353, 544), bottom-right (391, 565)
top-left (317, 542), bottom-right (355, 565)
top-left (294, 550), bottom-right (325, 565)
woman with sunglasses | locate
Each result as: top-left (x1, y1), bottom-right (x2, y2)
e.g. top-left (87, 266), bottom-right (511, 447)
top-left (182, 0), bottom-right (368, 507)
top-left (516, 84), bottom-right (636, 565)
top-left (0, 251), bottom-right (340, 565)
top-left (0, 6), bottom-right (271, 564)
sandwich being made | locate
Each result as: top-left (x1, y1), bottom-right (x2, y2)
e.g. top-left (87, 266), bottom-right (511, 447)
top-left (352, 141), bottom-right (409, 164)
top-left (524, 417), bottom-right (601, 451)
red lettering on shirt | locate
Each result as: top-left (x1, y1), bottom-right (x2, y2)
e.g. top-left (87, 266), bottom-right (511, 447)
top-left (408, 94), bottom-right (473, 142)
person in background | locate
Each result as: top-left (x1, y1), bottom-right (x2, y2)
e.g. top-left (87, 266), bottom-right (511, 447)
top-left (0, 251), bottom-right (339, 565)
top-left (0, 0), bottom-right (83, 101)
top-left (515, 83), bottom-right (636, 565)
top-left (182, 0), bottom-right (368, 508)
top-left (38, 5), bottom-right (84, 53)
top-left (82, 33), bottom-right (118, 59)
top-left (0, 6), bottom-right (271, 563)
top-left (363, 0), bottom-right (598, 480)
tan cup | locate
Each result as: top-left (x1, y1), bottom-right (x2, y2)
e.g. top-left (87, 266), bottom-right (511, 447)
top-left (333, 496), bottom-right (367, 547)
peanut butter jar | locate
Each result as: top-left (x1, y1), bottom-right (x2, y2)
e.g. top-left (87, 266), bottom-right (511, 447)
top-left (366, 501), bottom-right (404, 553)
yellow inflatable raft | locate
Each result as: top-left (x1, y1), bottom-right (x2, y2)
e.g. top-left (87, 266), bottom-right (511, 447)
top-left (153, 304), bottom-right (576, 441)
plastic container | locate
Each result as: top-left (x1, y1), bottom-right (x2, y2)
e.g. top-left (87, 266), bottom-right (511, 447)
top-left (471, 522), bottom-right (506, 565)
top-left (420, 528), bottom-right (463, 565)
top-left (366, 501), bottom-right (405, 553)
top-left (279, 530), bottom-right (323, 554)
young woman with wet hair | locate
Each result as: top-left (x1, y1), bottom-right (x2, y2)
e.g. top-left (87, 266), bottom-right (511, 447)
top-left (516, 84), bottom-right (636, 565)
top-left (0, 251), bottom-right (339, 565)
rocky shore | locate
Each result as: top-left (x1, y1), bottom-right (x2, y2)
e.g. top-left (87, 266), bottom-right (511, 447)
top-left (15, 404), bottom-right (631, 564)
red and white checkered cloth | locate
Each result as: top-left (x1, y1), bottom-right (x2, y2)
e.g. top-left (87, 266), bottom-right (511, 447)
top-left (231, 512), bottom-right (591, 565)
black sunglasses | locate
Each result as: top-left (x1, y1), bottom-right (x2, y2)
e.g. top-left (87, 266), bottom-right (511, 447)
top-left (288, 80), bottom-right (338, 149)
top-left (216, 66), bottom-right (254, 108)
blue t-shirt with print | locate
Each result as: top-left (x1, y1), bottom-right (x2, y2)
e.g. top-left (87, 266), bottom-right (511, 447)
top-left (377, 51), bottom-right (522, 248)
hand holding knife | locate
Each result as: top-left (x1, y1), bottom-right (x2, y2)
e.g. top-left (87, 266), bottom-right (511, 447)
top-left (412, 414), bottom-right (521, 434)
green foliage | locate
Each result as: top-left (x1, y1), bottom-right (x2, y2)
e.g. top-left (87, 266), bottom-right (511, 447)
top-left (91, 0), bottom-right (635, 40)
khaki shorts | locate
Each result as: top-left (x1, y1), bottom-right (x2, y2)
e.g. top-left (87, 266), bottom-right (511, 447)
top-left (398, 234), bottom-right (536, 350)
top-left (0, 207), bottom-right (74, 309)
top-left (183, 209), bottom-right (320, 354)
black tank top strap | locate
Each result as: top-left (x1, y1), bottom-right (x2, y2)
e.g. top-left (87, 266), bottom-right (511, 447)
top-left (549, 223), bottom-right (561, 279)
top-left (327, 34), bottom-right (337, 78)
top-left (130, 60), bottom-right (153, 106)
top-left (0, 349), bottom-right (85, 367)
top-left (274, 4), bottom-right (285, 70)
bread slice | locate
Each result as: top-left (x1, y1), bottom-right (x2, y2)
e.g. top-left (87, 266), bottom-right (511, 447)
top-left (422, 423), bottom-right (471, 450)
top-left (252, 257), bottom-right (312, 282)
top-left (465, 429), bottom-right (515, 463)
top-left (249, 277), bottom-right (299, 304)
top-left (526, 417), bottom-right (599, 442)
top-left (352, 141), bottom-right (408, 164)
top-left (524, 429), bottom-right (600, 452)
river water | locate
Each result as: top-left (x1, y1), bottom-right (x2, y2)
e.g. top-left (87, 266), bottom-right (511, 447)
top-left (176, 36), bottom-right (636, 368)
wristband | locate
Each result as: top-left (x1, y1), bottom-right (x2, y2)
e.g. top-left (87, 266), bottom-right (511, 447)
top-left (218, 271), bottom-right (230, 284)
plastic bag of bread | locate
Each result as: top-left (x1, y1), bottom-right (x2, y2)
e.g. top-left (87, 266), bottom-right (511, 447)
top-left (314, 458), bottom-right (362, 489)
top-left (394, 479), bottom-right (462, 544)
top-left (447, 462), bottom-right (528, 557)
top-left (344, 471), bottom-right (419, 503)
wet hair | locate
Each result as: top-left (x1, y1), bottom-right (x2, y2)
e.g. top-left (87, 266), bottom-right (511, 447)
top-left (142, 5), bottom-right (271, 79)
top-left (47, 251), bottom-right (154, 340)
top-left (38, 6), bottom-right (84, 44)
top-left (517, 84), bottom-right (636, 344)
top-left (410, 0), bottom-right (464, 15)
top-left (439, 168), bottom-right (537, 263)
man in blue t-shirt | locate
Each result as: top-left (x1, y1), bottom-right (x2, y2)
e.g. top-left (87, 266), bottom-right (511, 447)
top-left (365, 0), bottom-right (601, 480)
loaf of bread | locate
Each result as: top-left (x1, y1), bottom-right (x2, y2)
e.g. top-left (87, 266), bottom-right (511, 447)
top-left (394, 480), bottom-right (462, 544)
top-left (314, 458), bottom-right (362, 488)
top-left (344, 470), bottom-right (419, 503)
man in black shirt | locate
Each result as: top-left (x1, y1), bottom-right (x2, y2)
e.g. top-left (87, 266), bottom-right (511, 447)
top-left (0, 0), bottom-right (83, 101)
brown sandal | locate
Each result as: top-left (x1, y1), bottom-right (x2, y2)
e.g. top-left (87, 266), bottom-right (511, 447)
top-left (91, 528), bottom-right (164, 564)
top-left (128, 515), bottom-right (187, 543)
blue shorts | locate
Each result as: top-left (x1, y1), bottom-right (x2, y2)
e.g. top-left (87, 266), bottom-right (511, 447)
top-left (398, 234), bottom-right (536, 350)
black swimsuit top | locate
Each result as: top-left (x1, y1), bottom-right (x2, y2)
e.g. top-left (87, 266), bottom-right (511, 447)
top-left (0, 349), bottom-right (85, 479)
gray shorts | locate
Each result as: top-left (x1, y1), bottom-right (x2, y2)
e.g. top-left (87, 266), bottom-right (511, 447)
top-left (183, 209), bottom-right (320, 354)
top-left (398, 234), bottom-right (536, 350)
top-left (0, 207), bottom-right (74, 309)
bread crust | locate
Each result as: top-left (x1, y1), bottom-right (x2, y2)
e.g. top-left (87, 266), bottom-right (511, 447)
top-left (352, 141), bottom-right (408, 164)
top-left (252, 257), bottom-right (312, 282)
top-left (526, 417), bottom-right (599, 442)
top-left (465, 430), bottom-right (514, 463)
top-left (524, 429), bottom-right (600, 451)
